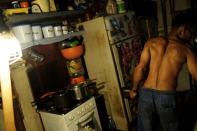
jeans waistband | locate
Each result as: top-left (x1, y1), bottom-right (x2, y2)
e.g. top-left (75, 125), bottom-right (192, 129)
top-left (140, 87), bottom-right (176, 95)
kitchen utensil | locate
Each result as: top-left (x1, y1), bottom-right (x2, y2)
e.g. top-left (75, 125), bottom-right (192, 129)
top-left (85, 81), bottom-right (105, 97)
top-left (53, 90), bottom-right (75, 111)
top-left (40, 92), bottom-right (56, 99)
top-left (70, 82), bottom-right (88, 101)
top-left (85, 81), bottom-right (97, 97)
top-left (36, 92), bottom-right (56, 110)
top-left (12, 24), bottom-right (33, 44)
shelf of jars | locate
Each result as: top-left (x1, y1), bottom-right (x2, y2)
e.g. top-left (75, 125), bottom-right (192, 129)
top-left (5, 10), bottom-right (86, 26)
top-left (20, 30), bottom-right (84, 50)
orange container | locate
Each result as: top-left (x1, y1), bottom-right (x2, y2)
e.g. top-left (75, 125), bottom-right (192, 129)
top-left (71, 76), bottom-right (85, 84)
top-left (20, 1), bottom-right (29, 8)
top-left (61, 45), bottom-right (83, 60)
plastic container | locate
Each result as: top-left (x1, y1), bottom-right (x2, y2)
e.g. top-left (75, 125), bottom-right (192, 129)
top-left (20, 1), bottom-right (29, 8)
top-left (116, 0), bottom-right (126, 13)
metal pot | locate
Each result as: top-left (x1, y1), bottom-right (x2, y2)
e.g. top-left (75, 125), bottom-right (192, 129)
top-left (70, 83), bottom-right (88, 101)
top-left (53, 90), bottom-right (75, 111)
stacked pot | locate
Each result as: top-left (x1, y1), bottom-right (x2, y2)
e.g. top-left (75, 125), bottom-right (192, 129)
top-left (60, 37), bottom-right (88, 101)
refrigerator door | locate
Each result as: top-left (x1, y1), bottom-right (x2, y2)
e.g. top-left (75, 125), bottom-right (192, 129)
top-left (111, 37), bottom-right (142, 87)
top-left (111, 36), bottom-right (143, 122)
top-left (105, 11), bottom-right (138, 44)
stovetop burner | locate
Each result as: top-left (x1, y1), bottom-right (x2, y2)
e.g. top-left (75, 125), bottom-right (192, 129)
top-left (40, 96), bottom-right (91, 115)
top-left (75, 97), bottom-right (89, 106)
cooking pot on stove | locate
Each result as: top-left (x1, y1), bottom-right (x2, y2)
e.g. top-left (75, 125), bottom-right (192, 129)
top-left (53, 90), bottom-right (75, 112)
top-left (70, 82), bottom-right (88, 101)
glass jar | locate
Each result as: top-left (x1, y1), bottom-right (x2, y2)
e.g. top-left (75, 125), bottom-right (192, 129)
top-left (66, 58), bottom-right (85, 78)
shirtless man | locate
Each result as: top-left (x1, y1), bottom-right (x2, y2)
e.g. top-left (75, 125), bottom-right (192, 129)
top-left (129, 13), bottom-right (197, 131)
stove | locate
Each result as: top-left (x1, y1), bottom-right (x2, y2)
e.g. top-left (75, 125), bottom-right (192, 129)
top-left (39, 97), bottom-right (102, 131)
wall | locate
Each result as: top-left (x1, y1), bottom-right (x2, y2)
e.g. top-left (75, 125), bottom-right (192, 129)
top-left (157, 0), bottom-right (191, 36)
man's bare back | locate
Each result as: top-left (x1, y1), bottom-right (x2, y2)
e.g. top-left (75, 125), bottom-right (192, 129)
top-left (130, 13), bottom-right (197, 131)
top-left (143, 37), bottom-right (197, 91)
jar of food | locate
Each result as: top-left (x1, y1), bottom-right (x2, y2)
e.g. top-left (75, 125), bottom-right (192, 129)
top-left (66, 58), bottom-right (85, 77)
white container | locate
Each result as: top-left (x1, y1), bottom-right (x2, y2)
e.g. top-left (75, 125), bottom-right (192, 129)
top-left (32, 25), bottom-right (43, 40)
top-left (42, 25), bottom-right (55, 38)
top-left (54, 25), bottom-right (63, 36)
top-left (12, 24), bottom-right (33, 44)
top-left (62, 25), bottom-right (68, 34)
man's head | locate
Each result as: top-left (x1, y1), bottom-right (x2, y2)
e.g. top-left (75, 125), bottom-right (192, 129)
top-left (171, 11), bottom-right (197, 43)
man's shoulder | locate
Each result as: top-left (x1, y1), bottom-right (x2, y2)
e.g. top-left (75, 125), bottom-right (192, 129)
top-left (146, 37), bottom-right (168, 47)
top-left (147, 37), bottom-right (168, 43)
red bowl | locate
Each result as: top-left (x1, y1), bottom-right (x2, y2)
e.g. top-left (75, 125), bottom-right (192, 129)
top-left (71, 76), bottom-right (85, 84)
top-left (61, 45), bottom-right (83, 60)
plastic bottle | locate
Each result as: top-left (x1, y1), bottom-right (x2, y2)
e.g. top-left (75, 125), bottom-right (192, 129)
top-left (106, 0), bottom-right (117, 15)
top-left (116, 0), bottom-right (126, 13)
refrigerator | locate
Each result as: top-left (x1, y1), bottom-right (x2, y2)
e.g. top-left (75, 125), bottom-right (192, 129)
top-left (79, 11), bottom-right (144, 130)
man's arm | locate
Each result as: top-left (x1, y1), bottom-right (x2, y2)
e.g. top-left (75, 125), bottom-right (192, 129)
top-left (187, 48), bottom-right (197, 81)
top-left (130, 41), bottom-right (150, 99)
top-left (133, 42), bottom-right (151, 90)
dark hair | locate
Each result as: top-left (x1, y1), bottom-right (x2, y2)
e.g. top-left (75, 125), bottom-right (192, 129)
top-left (172, 11), bottom-right (197, 30)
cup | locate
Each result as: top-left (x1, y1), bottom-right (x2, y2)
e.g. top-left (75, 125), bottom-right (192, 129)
top-left (54, 26), bottom-right (63, 36)
top-left (62, 25), bottom-right (68, 34)
top-left (12, 24), bottom-right (33, 44)
top-left (42, 25), bottom-right (55, 38)
top-left (32, 25), bottom-right (43, 41)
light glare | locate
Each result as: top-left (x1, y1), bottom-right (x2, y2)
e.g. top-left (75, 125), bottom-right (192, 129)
top-left (0, 31), bottom-right (22, 64)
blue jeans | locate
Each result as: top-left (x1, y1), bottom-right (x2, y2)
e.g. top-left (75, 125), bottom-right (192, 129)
top-left (138, 87), bottom-right (179, 131)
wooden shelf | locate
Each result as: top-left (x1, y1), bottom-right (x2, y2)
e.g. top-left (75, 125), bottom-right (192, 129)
top-left (20, 30), bottom-right (84, 49)
top-left (5, 10), bottom-right (86, 26)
